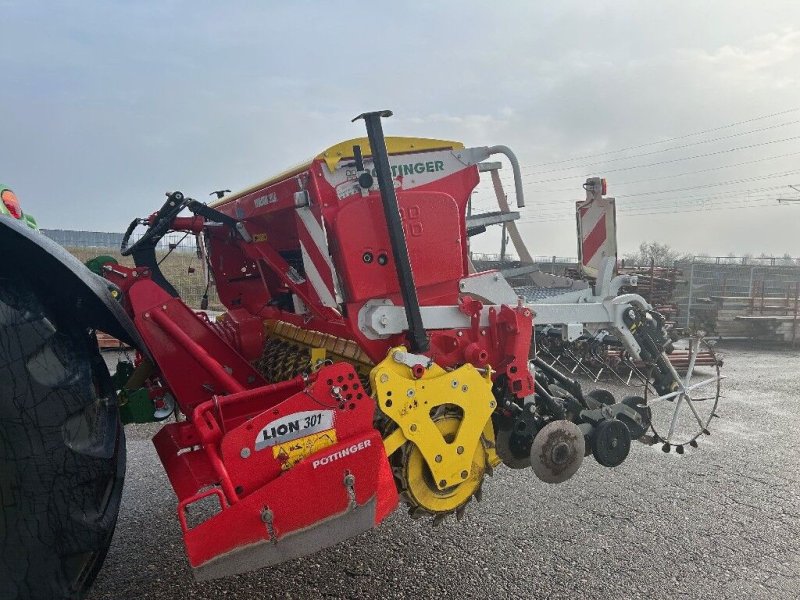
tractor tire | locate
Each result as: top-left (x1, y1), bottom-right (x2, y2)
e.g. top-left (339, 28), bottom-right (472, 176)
top-left (0, 278), bottom-right (125, 600)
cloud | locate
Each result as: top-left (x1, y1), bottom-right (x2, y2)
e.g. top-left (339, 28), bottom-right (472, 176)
top-left (693, 29), bottom-right (800, 74)
top-left (2, 1), bottom-right (800, 258)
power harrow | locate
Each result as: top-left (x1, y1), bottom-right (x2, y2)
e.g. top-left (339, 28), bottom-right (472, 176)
top-left (0, 110), bottom-right (722, 597)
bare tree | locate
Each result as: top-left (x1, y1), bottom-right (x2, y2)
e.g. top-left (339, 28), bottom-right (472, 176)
top-left (622, 241), bottom-right (691, 267)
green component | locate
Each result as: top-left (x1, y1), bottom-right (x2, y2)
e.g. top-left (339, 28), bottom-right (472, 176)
top-left (85, 255), bottom-right (119, 275)
top-left (113, 360), bottom-right (171, 425)
top-left (22, 213), bottom-right (37, 229)
top-left (119, 387), bottom-right (160, 424)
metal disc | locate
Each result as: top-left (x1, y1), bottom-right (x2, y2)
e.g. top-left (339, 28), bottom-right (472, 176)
top-left (591, 419), bottom-right (631, 467)
top-left (530, 420), bottom-right (585, 484)
top-left (495, 426), bottom-right (533, 469)
top-left (153, 392), bottom-right (175, 420)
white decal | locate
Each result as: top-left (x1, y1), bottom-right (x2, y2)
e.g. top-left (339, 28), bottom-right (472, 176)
top-left (312, 439), bottom-right (372, 469)
top-left (322, 149), bottom-right (467, 201)
top-left (254, 192), bottom-right (278, 208)
top-left (255, 410), bottom-right (334, 451)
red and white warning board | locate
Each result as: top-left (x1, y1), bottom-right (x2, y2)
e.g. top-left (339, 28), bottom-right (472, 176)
top-left (576, 195), bottom-right (617, 279)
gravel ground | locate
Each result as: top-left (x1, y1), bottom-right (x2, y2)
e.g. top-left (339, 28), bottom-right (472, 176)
top-left (89, 344), bottom-right (800, 599)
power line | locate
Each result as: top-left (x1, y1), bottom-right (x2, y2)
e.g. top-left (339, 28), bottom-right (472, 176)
top-left (519, 187), bottom-right (786, 218)
top-left (513, 135), bottom-right (800, 185)
top-left (480, 169), bottom-right (800, 208)
top-left (519, 119), bottom-right (800, 176)
top-left (614, 185), bottom-right (786, 206)
top-left (519, 190), bottom-right (781, 221)
top-left (613, 168), bottom-right (800, 198)
top-left (488, 150), bottom-right (800, 195)
top-left (521, 107), bottom-right (800, 168)
top-left (471, 169), bottom-right (800, 213)
top-left (520, 196), bottom-right (782, 224)
top-left (480, 185), bottom-right (781, 216)
top-left (512, 184), bottom-right (795, 221)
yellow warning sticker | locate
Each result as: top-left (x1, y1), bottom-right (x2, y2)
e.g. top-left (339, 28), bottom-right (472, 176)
top-left (272, 429), bottom-right (338, 471)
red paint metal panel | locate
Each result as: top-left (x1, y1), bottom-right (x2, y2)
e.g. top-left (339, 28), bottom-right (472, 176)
top-left (220, 363), bottom-right (374, 496)
top-left (576, 196), bottom-right (617, 278)
top-left (182, 428), bottom-right (394, 568)
top-left (331, 191), bottom-right (464, 303)
top-left (581, 216), bottom-right (607, 265)
top-left (128, 279), bottom-right (267, 413)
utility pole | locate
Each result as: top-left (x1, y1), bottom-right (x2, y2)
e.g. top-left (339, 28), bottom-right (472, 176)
top-left (777, 184), bottom-right (800, 204)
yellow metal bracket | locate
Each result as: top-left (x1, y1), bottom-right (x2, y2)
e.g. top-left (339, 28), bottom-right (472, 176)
top-left (371, 347), bottom-right (496, 490)
top-left (309, 347), bottom-right (327, 371)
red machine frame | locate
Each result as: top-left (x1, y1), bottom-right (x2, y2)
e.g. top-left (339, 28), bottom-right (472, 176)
top-left (102, 132), bottom-right (537, 578)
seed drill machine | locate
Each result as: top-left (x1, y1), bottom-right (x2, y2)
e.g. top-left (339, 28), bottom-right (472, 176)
top-left (0, 111), bottom-right (719, 599)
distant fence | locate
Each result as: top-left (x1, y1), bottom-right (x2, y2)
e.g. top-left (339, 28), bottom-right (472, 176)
top-left (673, 259), bottom-right (800, 329)
top-left (42, 229), bottom-right (221, 310)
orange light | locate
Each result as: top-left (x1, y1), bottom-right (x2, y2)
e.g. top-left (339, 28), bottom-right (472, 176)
top-left (1, 189), bottom-right (22, 219)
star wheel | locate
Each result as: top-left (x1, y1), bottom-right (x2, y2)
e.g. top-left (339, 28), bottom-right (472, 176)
top-left (644, 336), bottom-right (722, 451)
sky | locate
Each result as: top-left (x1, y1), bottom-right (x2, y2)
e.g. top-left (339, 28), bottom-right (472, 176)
top-left (2, 1), bottom-right (800, 259)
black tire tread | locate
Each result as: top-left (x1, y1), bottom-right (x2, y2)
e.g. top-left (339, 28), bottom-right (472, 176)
top-left (0, 279), bottom-right (125, 600)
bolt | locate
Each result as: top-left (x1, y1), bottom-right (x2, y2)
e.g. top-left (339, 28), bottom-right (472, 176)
top-left (380, 374), bottom-right (389, 384)
top-left (451, 380), bottom-right (458, 388)
top-left (490, 400), bottom-right (496, 408)
top-left (481, 330), bottom-right (486, 336)
top-left (261, 507), bottom-right (273, 523)
top-left (461, 470), bottom-right (468, 479)
top-left (439, 479), bottom-right (447, 489)
top-left (456, 446), bottom-right (464, 455)
top-left (343, 473), bottom-right (356, 488)
top-left (240, 447), bottom-right (251, 459)
top-left (462, 384), bottom-right (469, 392)
top-left (406, 388), bottom-right (415, 397)
top-left (435, 454), bottom-right (442, 463)
top-left (161, 304), bottom-right (167, 310)
top-left (457, 331), bottom-right (463, 337)
top-left (410, 424), bottom-right (418, 432)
